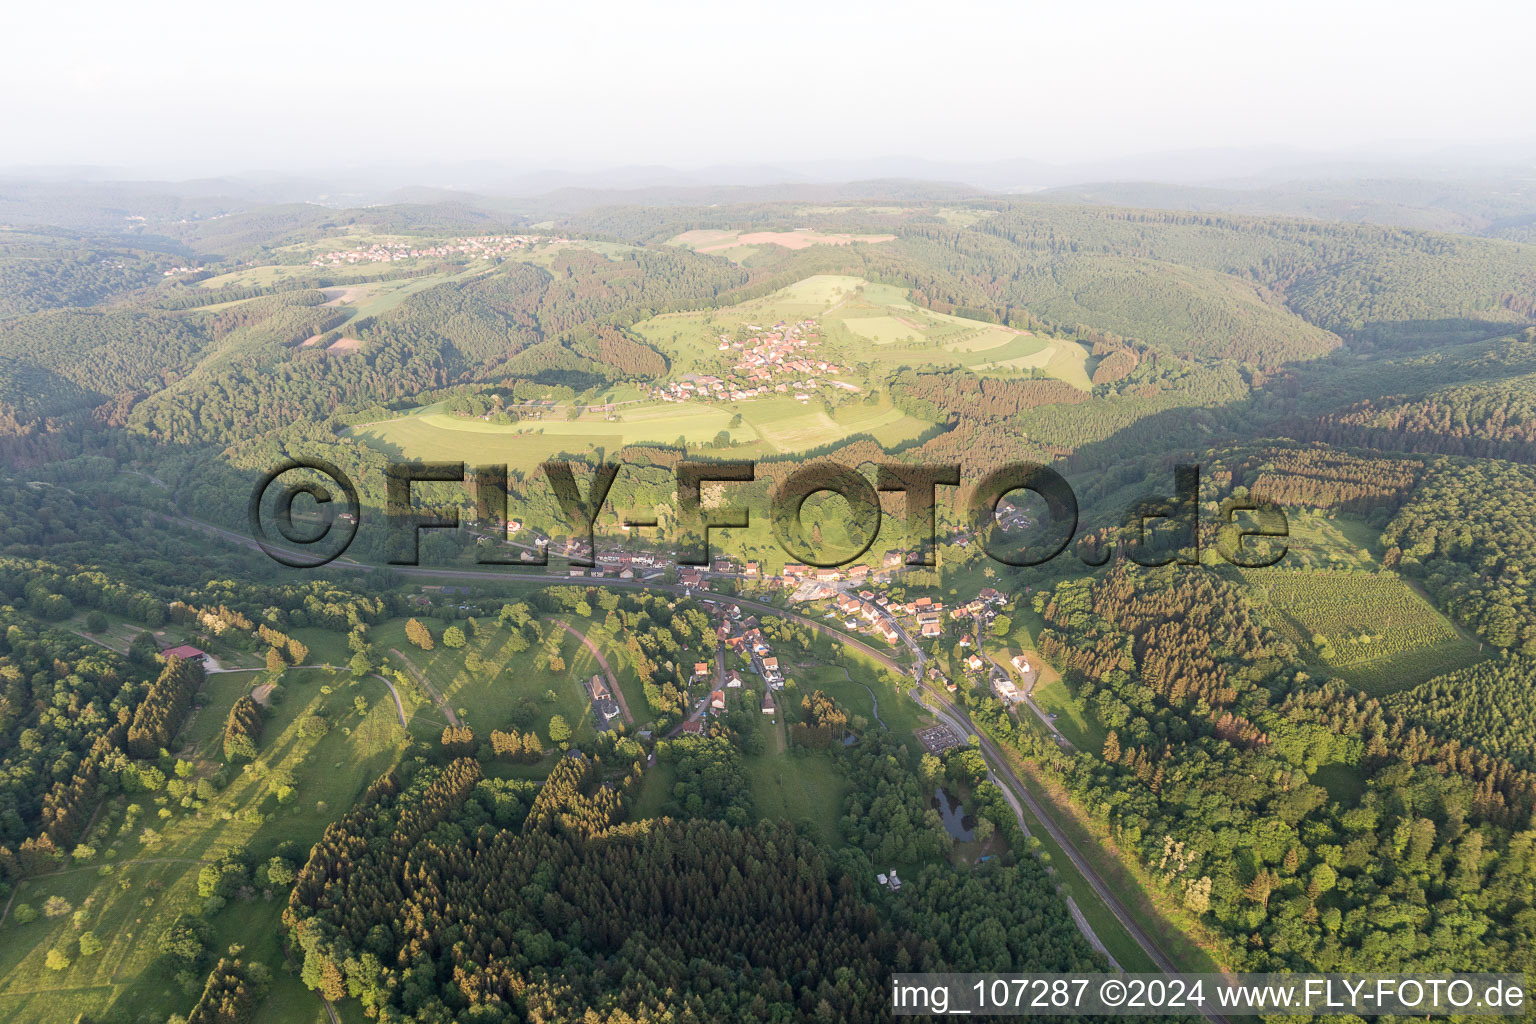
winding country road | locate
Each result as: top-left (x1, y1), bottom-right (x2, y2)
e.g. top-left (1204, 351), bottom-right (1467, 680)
top-left (920, 687), bottom-right (1231, 1024)
top-left (973, 615), bottom-right (1075, 750)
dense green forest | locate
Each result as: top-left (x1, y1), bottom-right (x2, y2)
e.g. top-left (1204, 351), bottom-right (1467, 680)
top-left (1386, 655), bottom-right (1536, 770)
top-left (1024, 565), bottom-right (1536, 974)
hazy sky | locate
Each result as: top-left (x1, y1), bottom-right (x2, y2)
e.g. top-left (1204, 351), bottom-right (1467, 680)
top-left (4, 0), bottom-right (1533, 177)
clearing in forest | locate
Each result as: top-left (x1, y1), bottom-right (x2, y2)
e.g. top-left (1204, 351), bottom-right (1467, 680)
top-left (1242, 568), bottom-right (1485, 693)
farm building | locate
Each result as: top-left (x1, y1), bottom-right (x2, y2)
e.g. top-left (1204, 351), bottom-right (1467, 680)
top-left (162, 644), bottom-right (207, 667)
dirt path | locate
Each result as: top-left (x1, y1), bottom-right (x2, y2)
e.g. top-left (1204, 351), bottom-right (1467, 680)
top-left (976, 615), bottom-right (1074, 749)
top-left (389, 648), bottom-right (461, 727)
top-left (72, 628), bottom-right (130, 655)
top-left (1065, 895), bottom-right (1123, 971)
top-left (371, 674), bottom-right (408, 727)
top-left (553, 619), bottom-right (633, 725)
top-left (770, 712), bottom-right (787, 754)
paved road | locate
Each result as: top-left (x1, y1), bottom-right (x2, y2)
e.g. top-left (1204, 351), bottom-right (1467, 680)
top-left (973, 615), bottom-right (1074, 750)
top-left (553, 618), bottom-right (633, 725)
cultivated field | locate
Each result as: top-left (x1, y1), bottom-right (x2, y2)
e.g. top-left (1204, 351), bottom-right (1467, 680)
top-left (1243, 568), bottom-right (1485, 693)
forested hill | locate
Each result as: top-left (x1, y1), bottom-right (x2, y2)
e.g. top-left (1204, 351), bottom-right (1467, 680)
top-left (284, 751), bottom-right (1102, 1022)
top-left (3, 194), bottom-right (1533, 461)
top-left (1032, 176), bottom-right (1536, 241)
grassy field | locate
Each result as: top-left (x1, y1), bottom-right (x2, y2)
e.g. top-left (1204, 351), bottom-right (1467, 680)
top-left (629, 761), bottom-right (678, 821)
top-left (192, 235), bottom-right (627, 300)
top-left (986, 716), bottom-right (1188, 973)
top-left (744, 745), bottom-right (848, 847)
top-left (1311, 761), bottom-right (1367, 805)
top-left (346, 392), bottom-right (936, 472)
top-left (1031, 678), bottom-right (1106, 752)
top-left (372, 617), bottom-right (601, 746)
top-left (790, 646), bottom-right (930, 740)
top-left (347, 271), bottom-right (1099, 472)
top-left (66, 609), bottom-right (266, 671)
top-left (0, 666), bottom-right (407, 1024)
top-left (1275, 511), bottom-right (1383, 570)
top-left (1243, 568), bottom-right (1486, 693)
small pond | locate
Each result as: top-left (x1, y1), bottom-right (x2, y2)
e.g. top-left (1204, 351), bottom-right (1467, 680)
top-left (934, 787), bottom-right (976, 841)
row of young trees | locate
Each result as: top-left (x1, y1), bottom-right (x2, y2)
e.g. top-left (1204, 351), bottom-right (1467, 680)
top-left (223, 696), bottom-right (263, 762)
top-left (126, 656), bottom-right (205, 758)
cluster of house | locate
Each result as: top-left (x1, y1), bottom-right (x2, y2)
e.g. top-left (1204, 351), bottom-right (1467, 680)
top-left (781, 548), bottom-right (913, 599)
top-left (307, 235), bottom-right (550, 268)
top-left (695, 600), bottom-right (786, 718)
top-left (950, 586), bottom-right (1008, 628)
top-left (586, 674), bottom-right (622, 724)
top-left (678, 557), bottom-right (760, 591)
top-left (588, 550), bottom-right (666, 581)
top-left (647, 319), bottom-right (855, 406)
top-left (992, 497), bottom-right (1033, 531)
top-left (811, 579), bottom-right (1010, 649)
top-left (827, 589), bottom-right (910, 644)
top-left (957, 648), bottom-right (1032, 705)
top-left (877, 869), bottom-right (903, 891)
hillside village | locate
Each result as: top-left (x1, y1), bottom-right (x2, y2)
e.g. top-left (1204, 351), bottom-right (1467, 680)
top-left (649, 318), bottom-right (855, 404)
top-left (306, 234), bottom-right (552, 268)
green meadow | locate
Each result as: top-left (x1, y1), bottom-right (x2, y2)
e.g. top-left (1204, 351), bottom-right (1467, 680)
top-left (348, 273), bottom-right (1096, 471)
top-left (346, 392), bottom-right (935, 471)
top-left (0, 666), bottom-right (407, 1024)
top-left (370, 617), bottom-right (605, 746)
